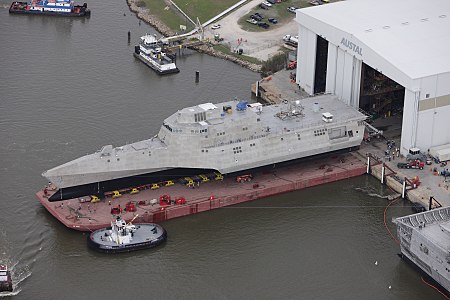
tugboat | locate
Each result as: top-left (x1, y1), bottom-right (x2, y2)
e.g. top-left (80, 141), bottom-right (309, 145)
top-left (134, 34), bottom-right (179, 75)
top-left (0, 265), bottom-right (12, 293)
top-left (88, 215), bottom-right (167, 253)
top-left (9, 0), bottom-right (90, 17)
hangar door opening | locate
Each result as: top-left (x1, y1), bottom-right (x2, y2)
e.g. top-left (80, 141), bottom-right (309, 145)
top-left (314, 36), bottom-right (328, 94)
top-left (359, 63), bottom-right (405, 137)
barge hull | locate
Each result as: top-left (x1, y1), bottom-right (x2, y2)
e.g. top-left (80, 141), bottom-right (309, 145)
top-left (9, 2), bottom-right (90, 17)
top-left (37, 152), bottom-right (366, 231)
top-left (133, 53), bottom-right (179, 75)
top-left (9, 9), bottom-right (90, 17)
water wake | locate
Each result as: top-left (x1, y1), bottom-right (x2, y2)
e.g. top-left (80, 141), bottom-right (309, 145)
top-left (354, 187), bottom-right (392, 199)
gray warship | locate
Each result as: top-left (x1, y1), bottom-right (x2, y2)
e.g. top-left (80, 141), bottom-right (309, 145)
top-left (394, 207), bottom-right (450, 294)
top-left (43, 95), bottom-right (367, 201)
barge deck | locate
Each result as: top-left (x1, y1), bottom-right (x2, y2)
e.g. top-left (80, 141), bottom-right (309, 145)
top-left (37, 152), bottom-right (366, 231)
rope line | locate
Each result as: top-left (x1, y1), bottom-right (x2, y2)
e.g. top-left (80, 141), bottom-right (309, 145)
top-left (384, 196), bottom-right (400, 244)
top-left (421, 277), bottom-right (450, 300)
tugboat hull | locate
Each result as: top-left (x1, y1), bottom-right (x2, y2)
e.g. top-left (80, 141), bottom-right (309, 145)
top-left (88, 223), bottom-right (167, 253)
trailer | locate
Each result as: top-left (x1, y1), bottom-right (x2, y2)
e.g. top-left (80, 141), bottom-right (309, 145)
top-left (429, 143), bottom-right (450, 162)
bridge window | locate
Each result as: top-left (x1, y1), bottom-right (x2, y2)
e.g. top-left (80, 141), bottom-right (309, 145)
top-left (163, 123), bottom-right (173, 132)
top-left (314, 129), bottom-right (326, 136)
top-left (194, 112), bottom-right (206, 122)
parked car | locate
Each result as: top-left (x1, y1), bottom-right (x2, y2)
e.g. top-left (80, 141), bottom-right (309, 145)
top-left (211, 24), bottom-right (221, 30)
top-left (267, 0), bottom-right (276, 4)
top-left (262, 1), bottom-right (272, 7)
top-left (258, 22), bottom-right (270, 29)
top-left (255, 12), bottom-right (264, 19)
top-left (259, 3), bottom-right (269, 9)
top-left (287, 6), bottom-right (297, 13)
top-left (246, 19), bottom-right (258, 25)
top-left (268, 18), bottom-right (278, 24)
top-left (251, 14), bottom-right (262, 21)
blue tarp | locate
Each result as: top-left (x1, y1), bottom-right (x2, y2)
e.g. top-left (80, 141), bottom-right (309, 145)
top-left (236, 100), bottom-right (248, 111)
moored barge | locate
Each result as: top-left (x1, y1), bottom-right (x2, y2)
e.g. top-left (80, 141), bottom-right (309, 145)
top-left (9, 0), bottom-right (90, 17)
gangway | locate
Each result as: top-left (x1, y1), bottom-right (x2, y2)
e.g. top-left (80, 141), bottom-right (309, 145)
top-left (364, 121), bottom-right (383, 138)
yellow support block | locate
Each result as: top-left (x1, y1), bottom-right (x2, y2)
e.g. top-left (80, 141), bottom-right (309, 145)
top-left (90, 195), bottom-right (100, 203)
top-left (130, 188), bottom-right (139, 194)
top-left (199, 175), bottom-right (209, 182)
top-left (214, 172), bottom-right (224, 181)
top-left (164, 180), bottom-right (174, 187)
top-left (112, 191), bottom-right (122, 198)
top-left (151, 184), bottom-right (160, 190)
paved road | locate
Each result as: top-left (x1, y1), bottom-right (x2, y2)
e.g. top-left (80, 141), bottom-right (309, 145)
top-left (204, 0), bottom-right (298, 61)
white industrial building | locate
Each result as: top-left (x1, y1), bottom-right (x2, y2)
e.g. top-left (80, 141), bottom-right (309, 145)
top-left (295, 0), bottom-right (450, 155)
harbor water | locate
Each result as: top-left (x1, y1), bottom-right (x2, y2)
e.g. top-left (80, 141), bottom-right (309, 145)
top-left (0, 0), bottom-right (443, 298)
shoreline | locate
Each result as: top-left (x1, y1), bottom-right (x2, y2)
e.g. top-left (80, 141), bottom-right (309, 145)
top-left (126, 0), bottom-right (262, 73)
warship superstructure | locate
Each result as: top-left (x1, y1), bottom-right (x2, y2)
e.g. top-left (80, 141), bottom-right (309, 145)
top-left (394, 207), bottom-right (450, 294)
top-left (43, 95), bottom-right (367, 201)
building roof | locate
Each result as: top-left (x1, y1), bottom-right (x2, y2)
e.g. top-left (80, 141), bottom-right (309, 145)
top-left (297, 0), bottom-right (450, 79)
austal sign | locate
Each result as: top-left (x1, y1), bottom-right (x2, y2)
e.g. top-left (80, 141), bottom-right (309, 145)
top-left (340, 38), bottom-right (362, 56)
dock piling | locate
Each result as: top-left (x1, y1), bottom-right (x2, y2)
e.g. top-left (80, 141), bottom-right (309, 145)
top-left (381, 163), bottom-right (385, 184)
top-left (195, 71), bottom-right (199, 83)
top-left (128, 31), bottom-right (131, 44)
top-left (402, 178), bottom-right (406, 198)
top-left (256, 80), bottom-right (260, 98)
top-left (366, 156), bottom-right (370, 174)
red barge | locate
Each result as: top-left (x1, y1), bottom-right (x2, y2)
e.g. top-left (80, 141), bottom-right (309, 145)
top-left (36, 152), bottom-right (366, 231)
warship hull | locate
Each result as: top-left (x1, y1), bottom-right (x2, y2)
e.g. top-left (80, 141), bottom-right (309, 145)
top-left (395, 207), bottom-right (450, 296)
top-left (43, 95), bottom-right (367, 200)
top-left (48, 167), bottom-right (214, 201)
top-left (398, 252), bottom-right (450, 297)
top-left (47, 145), bottom-right (359, 202)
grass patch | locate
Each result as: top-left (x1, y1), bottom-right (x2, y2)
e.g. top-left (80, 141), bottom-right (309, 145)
top-left (261, 51), bottom-right (289, 76)
top-left (172, 0), bottom-right (241, 23)
top-left (141, 0), bottom-right (195, 32)
top-left (213, 44), bottom-right (263, 65)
